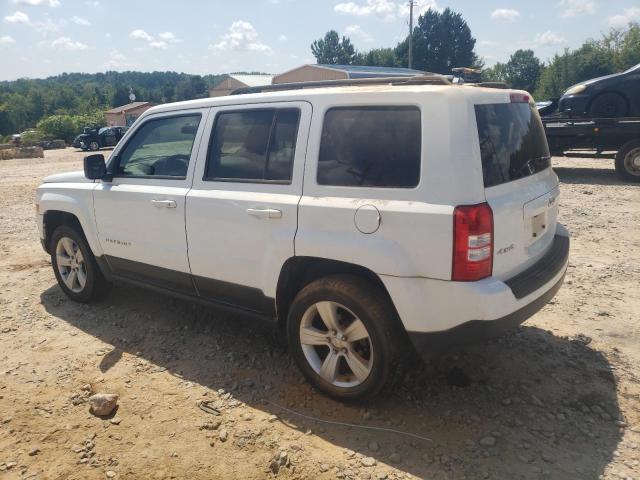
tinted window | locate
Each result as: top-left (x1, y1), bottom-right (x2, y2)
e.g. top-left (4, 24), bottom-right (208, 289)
top-left (115, 114), bottom-right (201, 178)
top-left (205, 108), bottom-right (300, 183)
top-left (317, 107), bottom-right (421, 188)
top-left (475, 103), bottom-right (550, 188)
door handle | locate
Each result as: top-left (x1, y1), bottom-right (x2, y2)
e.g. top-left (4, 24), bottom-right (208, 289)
top-left (246, 208), bottom-right (282, 219)
top-left (151, 199), bottom-right (177, 208)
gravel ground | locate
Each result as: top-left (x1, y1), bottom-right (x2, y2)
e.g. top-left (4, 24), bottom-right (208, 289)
top-left (0, 148), bottom-right (639, 480)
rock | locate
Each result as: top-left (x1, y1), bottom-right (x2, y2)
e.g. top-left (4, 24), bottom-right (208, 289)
top-left (368, 441), bottom-right (380, 452)
top-left (218, 428), bottom-right (228, 442)
top-left (106, 471), bottom-right (116, 478)
top-left (110, 417), bottom-right (121, 425)
top-left (89, 394), bottom-right (119, 417)
top-left (28, 447), bottom-right (40, 456)
top-left (319, 463), bottom-right (331, 472)
top-left (389, 452), bottom-right (402, 464)
top-left (361, 457), bottom-right (376, 467)
top-left (479, 436), bottom-right (496, 447)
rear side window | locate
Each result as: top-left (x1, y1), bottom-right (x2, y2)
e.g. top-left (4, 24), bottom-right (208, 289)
top-left (205, 108), bottom-right (300, 183)
top-left (475, 103), bottom-right (550, 188)
top-left (318, 106), bottom-right (421, 188)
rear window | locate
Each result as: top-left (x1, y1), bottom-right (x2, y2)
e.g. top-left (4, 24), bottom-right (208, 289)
top-left (475, 103), bottom-right (550, 188)
top-left (318, 106), bottom-right (421, 188)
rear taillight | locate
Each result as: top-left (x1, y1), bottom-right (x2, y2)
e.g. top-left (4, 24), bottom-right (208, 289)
top-left (452, 203), bottom-right (493, 281)
top-left (510, 92), bottom-right (531, 103)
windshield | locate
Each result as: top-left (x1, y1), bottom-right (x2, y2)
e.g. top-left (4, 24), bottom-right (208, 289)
top-left (475, 102), bottom-right (550, 188)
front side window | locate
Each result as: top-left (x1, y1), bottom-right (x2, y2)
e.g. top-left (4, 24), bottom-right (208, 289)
top-left (317, 106), bottom-right (421, 188)
top-left (115, 114), bottom-right (201, 178)
top-left (205, 108), bottom-right (300, 183)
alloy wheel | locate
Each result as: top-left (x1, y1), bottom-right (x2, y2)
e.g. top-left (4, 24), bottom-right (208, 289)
top-left (299, 301), bottom-right (373, 388)
top-left (624, 147), bottom-right (640, 177)
top-left (55, 236), bottom-right (87, 293)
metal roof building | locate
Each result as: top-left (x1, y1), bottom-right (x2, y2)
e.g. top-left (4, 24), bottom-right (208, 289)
top-left (209, 74), bottom-right (274, 97)
top-left (272, 64), bottom-right (425, 84)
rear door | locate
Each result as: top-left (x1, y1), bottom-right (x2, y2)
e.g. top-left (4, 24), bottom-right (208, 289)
top-left (186, 102), bottom-right (311, 314)
top-left (474, 96), bottom-right (560, 280)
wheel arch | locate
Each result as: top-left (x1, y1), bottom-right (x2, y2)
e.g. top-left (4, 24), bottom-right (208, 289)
top-left (40, 191), bottom-right (102, 256)
top-left (275, 256), bottom-right (404, 330)
top-left (587, 90), bottom-right (630, 115)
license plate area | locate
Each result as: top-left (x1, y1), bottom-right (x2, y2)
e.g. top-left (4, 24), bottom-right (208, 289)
top-left (524, 188), bottom-right (559, 247)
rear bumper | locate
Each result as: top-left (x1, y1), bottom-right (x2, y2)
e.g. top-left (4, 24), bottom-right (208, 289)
top-left (381, 224), bottom-right (570, 357)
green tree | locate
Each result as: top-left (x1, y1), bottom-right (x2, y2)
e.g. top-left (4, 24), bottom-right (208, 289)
top-left (311, 30), bottom-right (356, 64)
top-left (484, 50), bottom-right (543, 92)
top-left (354, 48), bottom-right (400, 67)
top-left (395, 8), bottom-right (480, 73)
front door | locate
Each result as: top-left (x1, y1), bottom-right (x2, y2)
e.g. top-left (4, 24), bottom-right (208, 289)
top-left (93, 109), bottom-right (209, 294)
top-left (186, 102), bottom-right (311, 314)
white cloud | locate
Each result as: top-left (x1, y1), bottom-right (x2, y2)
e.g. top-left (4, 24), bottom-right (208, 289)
top-left (105, 50), bottom-right (130, 69)
top-left (0, 35), bottom-right (16, 46)
top-left (397, 0), bottom-right (440, 17)
top-left (4, 11), bottom-right (31, 24)
top-left (12, 0), bottom-right (60, 7)
top-left (129, 29), bottom-right (153, 42)
top-left (158, 31), bottom-right (175, 41)
top-left (608, 7), bottom-right (640, 28)
top-left (104, 32), bottom-right (111, 39)
top-left (209, 20), bottom-right (271, 53)
top-left (559, 0), bottom-right (597, 18)
top-left (344, 24), bottom-right (373, 43)
top-left (479, 40), bottom-right (497, 46)
top-left (278, 34), bottom-right (288, 41)
top-left (71, 15), bottom-right (90, 26)
top-left (49, 36), bottom-right (88, 50)
top-left (533, 31), bottom-right (566, 46)
top-left (490, 8), bottom-right (520, 22)
top-left (334, 0), bottom-right (396, 19)
top-left (149, 40), bottom-right (168, 49)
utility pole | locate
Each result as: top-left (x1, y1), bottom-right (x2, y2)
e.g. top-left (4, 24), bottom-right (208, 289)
top-left (408, 0), bottom-right (415, 69)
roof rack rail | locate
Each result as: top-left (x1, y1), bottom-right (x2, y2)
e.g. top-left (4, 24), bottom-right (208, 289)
top-left (231, 74), bottom-right (451, 95)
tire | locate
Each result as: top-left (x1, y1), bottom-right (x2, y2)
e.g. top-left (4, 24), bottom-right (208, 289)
top-left (589, 92), bottom-right (628, 118)
top-left (50, 225), bottom-right (109, 303)
top-left (287, 274), bottom-right (405, 401)
top-left (615, 140), bottom-right (640, 182)
top-left (89, 141), bottom-right (100, 151)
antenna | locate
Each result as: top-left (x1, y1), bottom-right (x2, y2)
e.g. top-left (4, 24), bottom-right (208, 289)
top-left (408, 0), bottom-right (415, 69)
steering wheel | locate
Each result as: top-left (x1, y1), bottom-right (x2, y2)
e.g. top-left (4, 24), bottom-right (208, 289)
top-left (156, 154), bottom-right (189, 176)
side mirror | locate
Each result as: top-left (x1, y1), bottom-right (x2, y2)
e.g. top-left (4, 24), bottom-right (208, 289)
top-left (84, 154), bottom-right (107, 180)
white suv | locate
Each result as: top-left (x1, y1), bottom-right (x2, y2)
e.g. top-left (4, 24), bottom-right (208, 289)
top-left (36, 77), bottom-right (569, 400)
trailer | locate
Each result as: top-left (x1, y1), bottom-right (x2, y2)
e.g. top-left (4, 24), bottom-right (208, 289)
top-left (542, 116), bottom-right (640, 182)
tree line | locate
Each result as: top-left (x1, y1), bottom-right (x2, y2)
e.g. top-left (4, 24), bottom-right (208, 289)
top-left (311, 8), bottom-right (640, 100)
top-left (0, 71), bottom-right (225, 140)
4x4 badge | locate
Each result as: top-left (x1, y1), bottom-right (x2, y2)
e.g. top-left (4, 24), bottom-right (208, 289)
top-left (497, 244), bottom-right (515, 255)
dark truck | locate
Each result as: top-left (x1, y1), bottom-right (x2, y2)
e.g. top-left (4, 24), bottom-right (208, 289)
top-left (78, 126), bottom-right (128, 151)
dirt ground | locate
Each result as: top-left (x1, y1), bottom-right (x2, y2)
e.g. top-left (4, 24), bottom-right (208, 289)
top-left (0, 148), bottom-right (639, 480)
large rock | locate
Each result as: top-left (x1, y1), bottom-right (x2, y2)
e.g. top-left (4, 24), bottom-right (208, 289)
top-left (89, 393), bottom-right (119, 416)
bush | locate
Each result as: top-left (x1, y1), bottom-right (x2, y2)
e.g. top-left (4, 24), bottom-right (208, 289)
top-left (20, 130), bottom-right (51, 147)
top-left (36, 111), bottom-right (106, 143)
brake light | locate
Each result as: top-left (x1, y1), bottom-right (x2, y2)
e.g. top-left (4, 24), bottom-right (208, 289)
top-left (510, 93), bottom-right (530, 103)
top-left (452, 203), bottom-right (493, 281)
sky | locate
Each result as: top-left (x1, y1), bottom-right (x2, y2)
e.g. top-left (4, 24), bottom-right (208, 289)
top-left (1, 0), bottom-right (639, 81)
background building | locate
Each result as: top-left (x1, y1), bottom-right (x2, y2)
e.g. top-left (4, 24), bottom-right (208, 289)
top-left (272, 64), bottom-right (425, 84)
top-left (105, 102), bottom-right (155, 126)
top-left (209, 74), bottom-right (274, 97)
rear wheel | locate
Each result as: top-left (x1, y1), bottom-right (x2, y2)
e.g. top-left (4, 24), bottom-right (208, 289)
top-left (589, 93), bottom-right (628, 118)
top-left (615, 140), bottom-right (640, 182)
top-left (50, 225), bottom-right (109, 302)
top-left (89, 141), bottom-right (100, 151)
top-left (287, 275), bottom-right (405, 401)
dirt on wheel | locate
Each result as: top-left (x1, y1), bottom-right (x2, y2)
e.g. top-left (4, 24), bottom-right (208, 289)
top-left (0, 148), bottom-right (639, 480)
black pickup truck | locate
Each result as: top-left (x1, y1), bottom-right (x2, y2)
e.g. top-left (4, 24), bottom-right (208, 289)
top-left (77, 126), bottom-right (128, 151)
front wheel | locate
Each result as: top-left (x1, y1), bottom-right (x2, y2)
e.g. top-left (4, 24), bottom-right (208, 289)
top-left (589, 93), bottom-right (628, 118)
top-left (50, 225), bottom-right (109, 302)
top-left (615, 140), bottom-right (640, 182)
top-left (89, 141), bottom-right (100, 151)
top-left (287, 275), bottom-right (405, 401)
